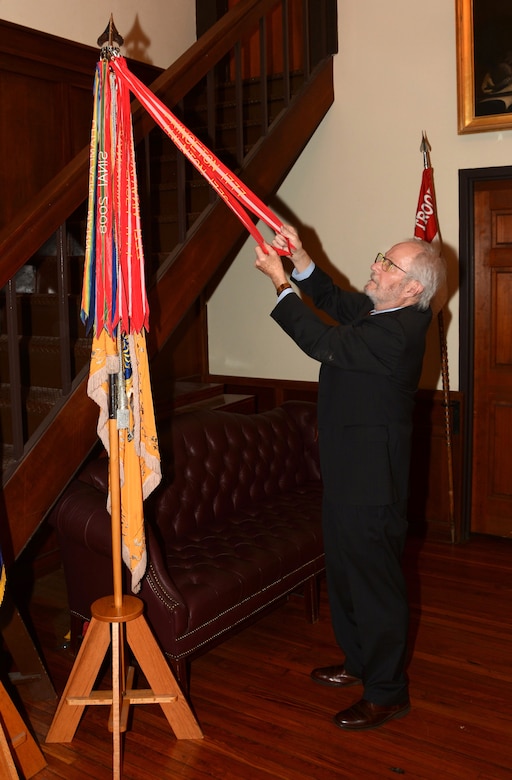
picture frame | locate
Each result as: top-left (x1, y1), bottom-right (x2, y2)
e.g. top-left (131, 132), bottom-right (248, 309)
top-left (457, 0), bottom-right (512, 134)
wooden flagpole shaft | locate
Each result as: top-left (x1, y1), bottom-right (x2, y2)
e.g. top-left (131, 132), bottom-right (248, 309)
top-left (45, 23), bottom-right (203, 766)
top-left (420, 133), bottom-right (456, 542)
top-left (108, 372), bottom-right (124, 610)
top-left (437, 309), bottom-right (456, 542)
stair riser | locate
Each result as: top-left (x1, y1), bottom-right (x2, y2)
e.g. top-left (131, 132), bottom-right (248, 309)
top-left (150, 214), bottom-right (202, 253)
top-left (187, 72), bottom-right (305, 108)
top-left (183, 96), bottom-right (284, 129)
top-left (150, 118), bottom-right (264, 186)
top-left (0, 402), bottom-right (55, 445)
top-left (0, 296), bottom-right (84, 339)
top-left (153, 183), bottom-right (212, 216)
top-left (0, 341), bottom-right (90, 389)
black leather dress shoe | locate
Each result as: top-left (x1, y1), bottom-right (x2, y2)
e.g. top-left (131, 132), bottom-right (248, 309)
top-left (333, 698), bottom-right (410, 730)
top-left (310, 665), bottom-right (362, 687)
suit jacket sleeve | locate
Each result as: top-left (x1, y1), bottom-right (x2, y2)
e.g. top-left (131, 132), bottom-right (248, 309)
top-left (271, 290), bottom-right (407, 377)
top-left (295, 263), bottom-right (370, 324)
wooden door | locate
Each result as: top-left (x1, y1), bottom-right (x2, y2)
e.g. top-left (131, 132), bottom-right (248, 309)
top-left (472, 179), bottom-right (512, 536)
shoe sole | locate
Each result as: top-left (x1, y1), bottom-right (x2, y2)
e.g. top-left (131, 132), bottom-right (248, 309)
top-left (333, 704), bottom-right (411, 731)
top-left (310, 674), bottom-right (362, 688)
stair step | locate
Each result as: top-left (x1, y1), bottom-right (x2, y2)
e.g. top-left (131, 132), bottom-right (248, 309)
top-left (154, 379), bottom-right (256, 426)
top-left (153, 379), bottom-right (223, 417)
top-left (150, 212), bottom-right (203, 257)
top-left (154, 179), bottom-right (212, 216)
top-left (182, 71), bottom-right (305, 117)
top-left (173, 393), bottom-right (255, 415)
top-left (174, 380), bottom-right (226, 406)
top-left (0, 384), bottom-right (63, 445)
top-left (0, 335), bottom-right (91, 388)
top-left (154, 380), bottom-right (256, 423)
top-left (0, 291), bottom-right (84, 339)
top-left (2, 443), bottom-right (15, 475)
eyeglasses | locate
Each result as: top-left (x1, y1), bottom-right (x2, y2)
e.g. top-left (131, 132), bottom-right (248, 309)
top-left (374, 252), bottom-right (407, 274)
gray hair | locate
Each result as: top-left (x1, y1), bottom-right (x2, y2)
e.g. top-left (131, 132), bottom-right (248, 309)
top-left (405, 239), bottom-right (446, 311)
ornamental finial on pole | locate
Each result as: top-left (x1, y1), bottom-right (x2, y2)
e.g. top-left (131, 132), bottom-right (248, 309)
top-left (97, 14), bottom-right (124, 59)
top-left (420, 131), bottom-right (432, 170)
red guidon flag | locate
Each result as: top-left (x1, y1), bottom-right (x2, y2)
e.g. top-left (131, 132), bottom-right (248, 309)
top-left (414, 166), bottom-right (438, 243)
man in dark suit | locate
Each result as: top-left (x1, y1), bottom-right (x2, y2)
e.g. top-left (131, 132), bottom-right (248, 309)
top-left (254, 225), bottom-right (446, 730)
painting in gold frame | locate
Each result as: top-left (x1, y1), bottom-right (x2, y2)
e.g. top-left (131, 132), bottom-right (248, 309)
top-left (457, 0), bottom-right (512, 133)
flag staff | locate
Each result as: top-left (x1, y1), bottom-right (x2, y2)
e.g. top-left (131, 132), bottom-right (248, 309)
top-left (95, 14), bottom-right (126, 615)
top-left (97, 13), bottom-right (124, 51)
top-left (108, 369), bottom-right (124, 610)
top-left (420, 130), bottom-right (431, 169)
top-left (46, 20), bottom-right (203, 774)
top-left (419, 132), bottom-right (456, 542)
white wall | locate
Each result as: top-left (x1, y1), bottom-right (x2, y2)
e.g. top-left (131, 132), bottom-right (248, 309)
top-left (0, 0), bottom-right (196, 68)
top-left (207, 0), bottom-right (512, 390)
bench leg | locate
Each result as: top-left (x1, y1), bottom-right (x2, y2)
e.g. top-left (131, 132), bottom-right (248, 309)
top-left (170, 658), bottom-right (190, 698)
top-left (304, 576), bottom-right (320, 623)
top-left (69, 613), bottom-right (88, 655)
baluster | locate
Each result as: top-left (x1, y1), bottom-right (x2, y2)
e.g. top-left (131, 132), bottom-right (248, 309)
top-left (140, 134), bottom-right (154, 273)
top-left (176, 99), bottom-right (187, 245)
top-left (302, 0), bottom-right (311, 80)
top-left (234, 40), bottom-right (244, 166)
top-left (56, 223), bottom-right (72, 395)
top-left (5, 279), bottom-right (24, 461)
top-left (206, 70), bottom-right (217, 204)
top-left (319, 0), bottom-right (329, 61)
top-left (282, 0), bottom-right (291, 107)
top-left (259, 15), bottom-right (269, 134)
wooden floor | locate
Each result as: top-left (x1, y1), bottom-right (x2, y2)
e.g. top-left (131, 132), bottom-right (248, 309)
top-left (5, 534), bottom-right (512, 779)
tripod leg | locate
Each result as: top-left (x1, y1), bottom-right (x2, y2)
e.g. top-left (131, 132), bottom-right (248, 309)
top-left (0, 680), bottom-right (47, 778)
top-left (0, 721), bottom-right (18, 780)
top-left (126, 615), bottom-right (202, 739)
top-left (46, 617), bottom-right (111, 743)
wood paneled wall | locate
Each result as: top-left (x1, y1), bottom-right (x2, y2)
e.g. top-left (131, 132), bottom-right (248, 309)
top-left (0, 20), bottom-right (161, 229)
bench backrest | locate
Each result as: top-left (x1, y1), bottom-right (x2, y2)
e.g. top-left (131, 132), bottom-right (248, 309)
top-left (79, 401), bottom-right (320, 542)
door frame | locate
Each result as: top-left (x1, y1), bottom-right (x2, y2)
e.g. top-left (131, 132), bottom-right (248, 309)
top-left (458, 164), bottom-right (512, 538)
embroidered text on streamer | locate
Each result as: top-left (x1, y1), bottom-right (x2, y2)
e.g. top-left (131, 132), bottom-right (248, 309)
top-left (109, 54), bottom-right (292, 257)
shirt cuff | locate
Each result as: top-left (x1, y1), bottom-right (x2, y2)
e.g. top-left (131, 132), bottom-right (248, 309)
top-left (276, 287), bottom-right (295, 302)
top-left (291, 261), bottom-right (315, 281)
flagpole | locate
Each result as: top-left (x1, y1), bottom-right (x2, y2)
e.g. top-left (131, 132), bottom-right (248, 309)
top-left (46, 19), bottom-right (203, 767)
top-left (108, 371), bottom-right (124, 609)
top-left (419, 133), bottom-right (456, 543)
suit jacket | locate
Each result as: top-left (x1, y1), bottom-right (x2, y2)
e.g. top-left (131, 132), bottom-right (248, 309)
top-left (271, 265), bottom-right (432, 506)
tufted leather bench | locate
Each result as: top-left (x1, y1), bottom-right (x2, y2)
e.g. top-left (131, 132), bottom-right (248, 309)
top-left (50, 400), bottom-right (324, 695)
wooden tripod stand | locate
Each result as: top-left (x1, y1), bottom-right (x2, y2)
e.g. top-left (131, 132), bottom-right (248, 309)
top-left (46, 411), bottom-right (202, 777)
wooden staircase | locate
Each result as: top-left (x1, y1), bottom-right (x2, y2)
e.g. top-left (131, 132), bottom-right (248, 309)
top-left (0, 0), bottom-right (335, 564)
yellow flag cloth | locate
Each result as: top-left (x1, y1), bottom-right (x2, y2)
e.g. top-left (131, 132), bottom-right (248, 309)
top-left (0, 550), bottom-right (5, 606)
top-left (88, 329), bottom-right (161, 593)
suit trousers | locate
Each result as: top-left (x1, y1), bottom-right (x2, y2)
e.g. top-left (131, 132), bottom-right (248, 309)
top-left (322, 496), bottom-right (410, 705)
